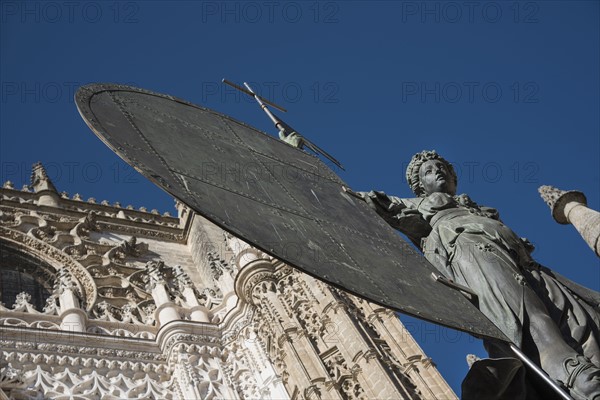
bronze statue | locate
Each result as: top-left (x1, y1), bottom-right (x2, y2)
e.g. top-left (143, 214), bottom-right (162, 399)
top-left (361, 150), bottom-right (600, 400)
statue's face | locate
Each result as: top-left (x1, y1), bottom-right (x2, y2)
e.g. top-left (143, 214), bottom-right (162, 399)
top-left (418, 159), bottom-right (457, 196)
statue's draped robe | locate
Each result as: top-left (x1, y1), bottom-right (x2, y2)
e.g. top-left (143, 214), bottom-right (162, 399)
top-left (366, 191), bottom-right (600, 367)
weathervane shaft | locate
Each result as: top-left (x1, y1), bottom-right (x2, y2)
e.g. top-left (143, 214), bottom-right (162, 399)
top-left (222, 78), bottom-right (344, 170)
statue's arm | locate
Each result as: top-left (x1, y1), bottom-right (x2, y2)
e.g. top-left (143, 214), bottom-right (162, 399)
top-left (360, 191), bottom-right (431, 246)
top-left (361, 190), bottom-right (407, 212)
top-left (360, 191), bottom-right (407, 222)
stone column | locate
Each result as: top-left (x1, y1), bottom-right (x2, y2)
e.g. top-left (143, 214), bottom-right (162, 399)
top-left (235, 254), bottom-right (341, 399)
top-left (146, 261), bottom-right (180, 325)
top-left (539, 185), bottom-right (600, 257)
top-left (173, 265), bottom-right (210, 322)
top-left (56, 268), bottom-right (87, 332)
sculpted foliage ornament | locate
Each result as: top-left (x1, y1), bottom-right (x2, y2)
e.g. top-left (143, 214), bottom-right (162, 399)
top-left (41, 295), bottom-right (60, 315)
top-left (12, 293), bottom-right (37, 313)
top-left (54, 267), bottom-right (79, 296)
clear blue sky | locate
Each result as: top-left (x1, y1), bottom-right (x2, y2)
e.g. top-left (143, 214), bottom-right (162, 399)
top-left (1, 1), bottom-right (599, 395)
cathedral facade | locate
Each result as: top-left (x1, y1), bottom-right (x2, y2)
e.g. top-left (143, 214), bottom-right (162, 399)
top-left (0, 163), bottom-right (456, 399)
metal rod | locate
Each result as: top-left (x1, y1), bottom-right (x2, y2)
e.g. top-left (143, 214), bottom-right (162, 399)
top-left (222, 79), bottom-right (288, 112)
top-left (303, 138), bottom-right (345, 170)
top-left (243, 82), bottom-right (283, 128)
top-left (509, 343), bottom-right (573, 400)
top-left (431, 272), bottom-right (478, 301)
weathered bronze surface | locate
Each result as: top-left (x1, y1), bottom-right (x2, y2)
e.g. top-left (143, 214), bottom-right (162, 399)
top-left (365, 150), bottom-right (600, 400)
top-left (75, 83), bottom-right (506, 341)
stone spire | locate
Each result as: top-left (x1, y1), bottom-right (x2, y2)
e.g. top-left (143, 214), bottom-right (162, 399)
top-left (54, 268), bottom-right (86, 332)
top-left (539, 185), bottom-right (600, 257)
top-left (30, 162), bottom-right (60, 207)
top-left (30, 162), bottom-right (57, 194)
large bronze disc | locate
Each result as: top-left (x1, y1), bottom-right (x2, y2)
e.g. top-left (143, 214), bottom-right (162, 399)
top-left (76, 83), bottom-right (506, 341)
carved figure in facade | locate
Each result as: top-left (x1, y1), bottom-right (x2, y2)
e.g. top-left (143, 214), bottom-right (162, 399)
top-left (361, 150), bottom-right (600, 399)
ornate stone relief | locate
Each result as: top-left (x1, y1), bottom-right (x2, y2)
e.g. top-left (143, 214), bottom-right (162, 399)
top-left (0, 163), bottom-right (456, 400)
top-left (207, 251), bottom-right (234, 281)
top-left (1, 365), bottom-right (174, 399)
top-left (323, 350), bottom-right (365, 400)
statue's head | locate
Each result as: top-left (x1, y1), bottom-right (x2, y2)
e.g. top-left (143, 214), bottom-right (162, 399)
top-left (406, 150), bottom-right (457, 197)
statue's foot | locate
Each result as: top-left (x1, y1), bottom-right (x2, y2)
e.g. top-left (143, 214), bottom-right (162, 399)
top-left (559, 355), bottom-right (600, 400)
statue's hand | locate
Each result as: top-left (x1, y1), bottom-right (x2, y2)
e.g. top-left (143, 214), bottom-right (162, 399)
top-left (362, 191), bottom-right (380, 212)
top-left (361, 191), bottom-right (407, 216)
